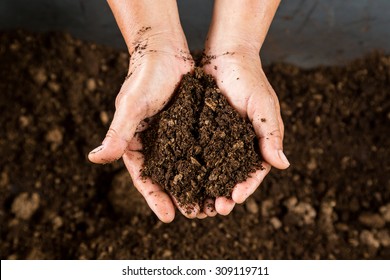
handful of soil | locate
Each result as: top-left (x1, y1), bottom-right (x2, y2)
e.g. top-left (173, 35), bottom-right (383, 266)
top-left (141, 68), bottom-right (263, 208)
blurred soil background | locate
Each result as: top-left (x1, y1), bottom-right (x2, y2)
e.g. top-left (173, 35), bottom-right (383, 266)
top-left (0, 31), bottom-right (389, 259)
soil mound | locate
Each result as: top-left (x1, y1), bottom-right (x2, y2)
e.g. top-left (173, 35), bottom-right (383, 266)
top-left (141, 68), bottom-right (262, 208)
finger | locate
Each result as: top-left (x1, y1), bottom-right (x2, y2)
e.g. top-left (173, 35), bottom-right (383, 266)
top-left (215, 197), bottom-right (235, 216)
top-left (89, 97), bottom-right (141, 164)
top-left (265, 81), bottom-right (285, 138)
top-left (88, 75), bottom-right (149, 164)
top-left (123, 150), bottom-right (175, 223)
top-left (232, 163), bottom-right (271, 204)
top-left (135, 120), bottom-right (149, 133)
top-left (127, 133), bottom-right (143, 151)
top-left (196, 212), bottom-right (208, 219)
top-left (248, 92), bottom-right (290, 169)
top-left (171, 195), bottom-right (200, 219)
top-left (203, 198), bottom-right (217, 217)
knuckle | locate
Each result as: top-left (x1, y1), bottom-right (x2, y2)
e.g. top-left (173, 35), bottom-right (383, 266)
top-left (105, 128), bottom-right (119, 139)
top-left (268, 128), bottom-right (282, 138)
top-left (267, 94), bottom-right (276, 106)
top-left (115, 92), bottom-right (124, 109)
top-left (257, 127), bottom-right (282, 140)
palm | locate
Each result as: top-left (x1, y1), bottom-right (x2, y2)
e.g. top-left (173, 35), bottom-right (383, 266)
top-left (203, 52), bottom-right (287, 208)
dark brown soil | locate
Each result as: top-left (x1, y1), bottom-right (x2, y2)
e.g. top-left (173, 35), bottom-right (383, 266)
top-left (0, 30), bottom-right (389, 260)
top-left (141, 68), bottom-right (262, 208)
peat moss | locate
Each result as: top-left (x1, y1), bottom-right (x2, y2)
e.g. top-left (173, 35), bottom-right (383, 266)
top-left (141, 68), bottom-right (263, 207)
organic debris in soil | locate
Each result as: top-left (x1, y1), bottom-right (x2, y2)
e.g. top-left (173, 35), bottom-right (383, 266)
top-left (141, 68), bottom-right (263, 207)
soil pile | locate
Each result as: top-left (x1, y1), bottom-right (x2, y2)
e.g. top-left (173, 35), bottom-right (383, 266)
top-left (0, 30), bottom-right (389, 259)
top-left (141, 68), bottom-right (262, 208)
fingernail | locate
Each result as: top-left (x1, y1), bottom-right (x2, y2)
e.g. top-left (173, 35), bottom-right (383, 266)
top-left (278, 150), bottom-right (290, 166)
top-left (89, 145), bottom-right (104, 155)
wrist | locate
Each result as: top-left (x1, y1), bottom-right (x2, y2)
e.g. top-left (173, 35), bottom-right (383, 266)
top-left (108, 0), bottom-right (188, 54)
top-left (204, 35), bottom-right (261, 57)
top-left (126, 28), bottom-right (189, 56)
top-left (205, 0), bottom-right (280, 56)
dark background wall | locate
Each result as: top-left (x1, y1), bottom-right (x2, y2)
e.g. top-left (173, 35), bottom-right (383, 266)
top-left (1, 0), bottom-right (389, 67)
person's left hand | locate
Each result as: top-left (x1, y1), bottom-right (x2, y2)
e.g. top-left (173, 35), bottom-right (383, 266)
top-left (202, 50), bottom-right (290, 215)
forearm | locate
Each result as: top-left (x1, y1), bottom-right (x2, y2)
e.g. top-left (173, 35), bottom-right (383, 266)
top-left (107, 0), bottom-right (187, 54)
top-left (206, 0), bottom-right (280, 53)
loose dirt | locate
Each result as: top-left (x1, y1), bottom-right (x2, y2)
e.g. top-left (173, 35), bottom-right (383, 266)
top-left (0, 30), bottom-right (389, 259)
top-left (141, 68), bottom-right (262, 208)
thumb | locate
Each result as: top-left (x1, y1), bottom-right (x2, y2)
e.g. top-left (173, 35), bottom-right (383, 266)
top-left (249, 94), bottom-right (290, 170)
top-left (258, 126), bottom-right (290, 169)
top-left (88, 91), bottom-right (142, 164)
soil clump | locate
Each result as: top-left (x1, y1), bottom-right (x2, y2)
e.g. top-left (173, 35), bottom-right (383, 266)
top-left (141, 68), bottom-right (262, 208)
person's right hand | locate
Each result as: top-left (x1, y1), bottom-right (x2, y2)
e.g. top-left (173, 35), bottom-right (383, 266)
top-left (92, 0), bottom-right (224, 222)
top-left (88, 32), bottom-right (195, 223)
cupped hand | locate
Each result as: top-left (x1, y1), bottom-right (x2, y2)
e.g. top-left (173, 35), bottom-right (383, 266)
top-left (202, 50), bottom-right (290, 215)
top-left (88, 37), bottom-right (197, 222)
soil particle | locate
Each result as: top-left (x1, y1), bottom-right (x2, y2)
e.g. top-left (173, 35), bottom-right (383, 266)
top-left (358, 213), bottom-right (386, 229)
top-left (52, 216), bottom-right (64, 230)
top-left (48, 81), bottom-right (61, 93)
top-left (0, 171), bottom-right (9, 188)
top-left (26, 248), bottom-right (46, 260)
top-left (245, 198), bottom-right (259, 214)
top-left (86, 78), bottom-right (97, 92)
top-left (99, 111), bottom-right (110, 125)
top-left (260, 199), bottom-right (275, 217)
top-left (201, 53), bottom-right (217, 65)
top-left (11, 192), bottom-right (40, 220)
top-left (379, 204), bottom-right (390, 222)
top-left (137, 26), bottom-right (151, 35)
top-left (306, 157), bottom-right (317, 170)
top-left (284, 196), bottom-right (298, 209)
top-left (360, 230), bottom-right (380, 248)
top-left (162, 249), bottom-right (173, 258)
top-left (377, 230), bottom-right (390, 247)
top-left (319, 200), bottom-right (338, 242)
top-left (284, 199), bottom-right (317, 226)
top-left (141, 68), bottom-right (263, 207)
top-left (30, 67), bottom-right (47, 86)
top-left (45, 127), bottom-right (63, 146)
top-left (270, 217), bottom-right (282, 230)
